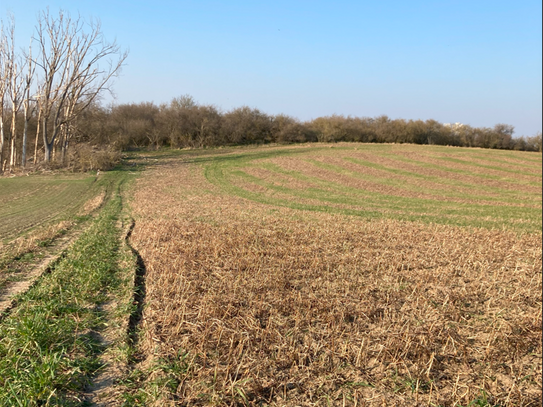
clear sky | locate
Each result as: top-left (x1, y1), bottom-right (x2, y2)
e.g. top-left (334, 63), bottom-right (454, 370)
top-left (2, 0), bottom-right (542, 137)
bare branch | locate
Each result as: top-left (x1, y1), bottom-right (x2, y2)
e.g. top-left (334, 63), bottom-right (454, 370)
top-left (33, 9), bottom-right (127, 162)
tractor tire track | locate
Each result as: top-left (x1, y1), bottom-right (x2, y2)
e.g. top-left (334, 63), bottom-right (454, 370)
top-left (85, 210), bottom-right (147, 405)
top-left (0, 225), bottom-right (85, 320)
top-left (0, 186), bottom-right (109, 320)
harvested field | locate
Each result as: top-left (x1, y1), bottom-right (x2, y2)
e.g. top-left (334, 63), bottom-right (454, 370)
top-left (128, 144), bottom-right (542, 406)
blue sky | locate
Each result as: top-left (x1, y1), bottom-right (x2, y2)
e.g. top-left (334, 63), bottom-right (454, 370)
top-left (2, 0), bottom-right (541, 136)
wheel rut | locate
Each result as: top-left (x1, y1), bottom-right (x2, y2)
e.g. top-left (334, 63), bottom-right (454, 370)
top-left (125, 218), bottom-right (147, 348)
top-left (0, 226), bottom-right (85, 320)
top-left (0, 189), bottom-right (109, 320)
top-left (85, 215), bottom-right (148, 406)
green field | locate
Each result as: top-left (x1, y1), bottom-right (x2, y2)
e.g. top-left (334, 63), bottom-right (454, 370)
top-left (199, 143), bottom-right (542, 232)
top-left (0, 168), bottom-right (136, 406)
top-left (0, 174), bottom-right (100, 243)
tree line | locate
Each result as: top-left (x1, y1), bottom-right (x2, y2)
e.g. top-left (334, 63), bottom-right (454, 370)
top-left (72, 96), bottom-right (542, 152)
top-left (1, 11), bottom-right (541, 174)
top-left (4, 95), bottom-right (542, 172)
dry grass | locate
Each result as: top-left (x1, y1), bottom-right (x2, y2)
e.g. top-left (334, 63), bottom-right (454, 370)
top-left (79, 189), bottom-right (107, 215)
top-left (128, 150), bottom-right (542, 406)
top-left (0, 220), bottom-right (74, 287)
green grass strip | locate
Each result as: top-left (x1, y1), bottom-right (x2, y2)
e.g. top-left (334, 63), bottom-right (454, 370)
top-left (204, 152), bottom-right (542, 232)
top-left (325, 157), bottom-right (541, 205)
top-left (0, 172), bottom-right (130, 406)
top-left (233, 166), bottom-right (540, 224)
top-left (360, 151), bottom-right (541, 200)
top-left (425, 155), bottom-right (542, 182)
top-left (377, 151), bottom-right (541, 187)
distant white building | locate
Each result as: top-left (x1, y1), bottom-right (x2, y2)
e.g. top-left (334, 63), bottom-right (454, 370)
top-left (444, 122), bottom-right (465, 135)
top-left (443, 122), bottom-right (464, 130)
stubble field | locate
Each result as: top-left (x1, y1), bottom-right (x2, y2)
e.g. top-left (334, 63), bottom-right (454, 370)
top-left (127, 144), bottom-right (542, 406)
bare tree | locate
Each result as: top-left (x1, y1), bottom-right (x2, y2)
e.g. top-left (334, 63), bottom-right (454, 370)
top-left (0, 22), bottom-right (7, 172)
top-left (34, 10), bottom-right (127, 163)
top-left (4, 16), bottom-right (26, 170)
top-left (20, 40), bottom-right (37, 167)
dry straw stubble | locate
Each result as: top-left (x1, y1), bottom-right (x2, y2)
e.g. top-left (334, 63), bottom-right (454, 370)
top-left (129, 148), bottom-right (542, 406)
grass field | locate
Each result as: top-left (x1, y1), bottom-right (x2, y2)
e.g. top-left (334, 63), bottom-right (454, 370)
top-left (0, 173), bottom-right (103, 243)
top-left (0, 168), bottom-right (137, 406)
top-left (202, 144), bottom-right (541, 232)
top-left (125, 144), bottom-right (541, 406)
top-left (0, 171), bottom-right (118, 295)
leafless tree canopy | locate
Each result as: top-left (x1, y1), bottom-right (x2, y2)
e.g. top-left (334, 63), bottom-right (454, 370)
top-left (34, 9), bottom-right (127, 163)
top-left (0, 9), bottom-right (127, 172)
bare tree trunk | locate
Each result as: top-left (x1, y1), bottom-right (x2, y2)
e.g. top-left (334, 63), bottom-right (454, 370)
top-left (0, 20), bottom-right (8, 173)
top-left (22, 107), bottom-right (28, 167)
top-left (53, 134), bottom-right (59, 162)
top-left (43, 117), bottom-right (53, 163)
top-left (6, 18), bottom-right (24, 171)
top-left (0, 99), bottom-right (4, 174)
top-left (21, 41), bottom-right (35, 168)
top-left (0, 119), bottom-right (4, 172)
top-left (33, 93), bottom-right (43, 164)
top-left (44, 144), bottom-right (52, 162)
top-left (60, 124), bottom-right (67, 164)
top-left (33, 117), bottom-right (40, 164)
top-left (9, 107), bottom-right (17, 169)
top-left (60, 103), bottom-right (72, 164)
top-left (63, 124), bottom-right (70, 166)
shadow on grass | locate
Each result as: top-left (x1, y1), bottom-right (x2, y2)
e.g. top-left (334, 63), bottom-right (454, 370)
top-left (124, 219), bottom-right (147, 352)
